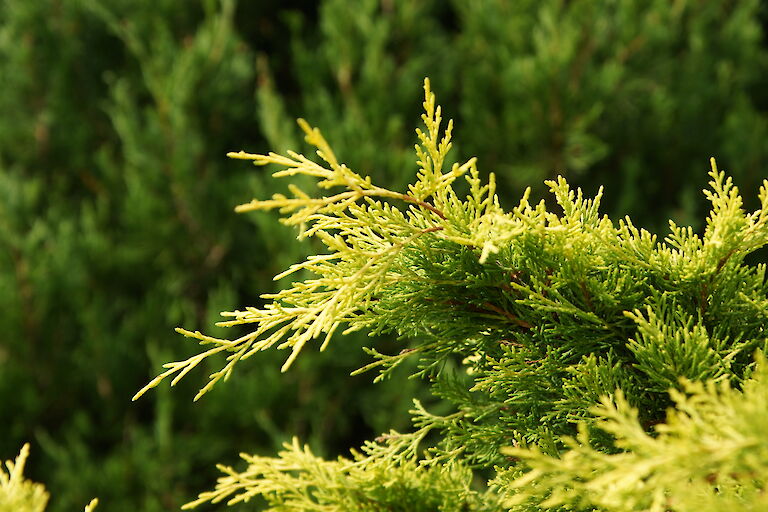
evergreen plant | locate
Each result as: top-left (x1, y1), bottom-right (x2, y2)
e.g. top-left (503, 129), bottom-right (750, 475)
top-left (263, 0), bottom-right (768, 231)
top-left (3, 1), bottom-right (768, 510)
top-left (0, 2), bottom-right (411, 509)
top-left (140, 80), bottom-right (768, 510)
top-left (0, 444), bottom-right (97, 512)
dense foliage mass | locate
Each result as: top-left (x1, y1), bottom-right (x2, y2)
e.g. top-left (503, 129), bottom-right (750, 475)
top-left (2, 1), bottom-right (767, 510)
top-left (143, 81), bottom-right (768, 510)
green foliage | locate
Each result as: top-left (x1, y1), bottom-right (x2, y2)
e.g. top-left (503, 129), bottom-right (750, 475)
top-left (453, 0), bottom-right (768, 202)
top-left (0, 445), bottom-right (97, 512)
top-left (148, 81), bottom-right (768, 510)
top-left (256, 0), bottom-right (452, 191)
top-left (497, 354), bottom-right (768, 511)
top-left (0, 1), bottom-right (264, 508)
top-left (135, 79), bottom-right (476, 399)
top-left (1, 1), bottom-right (420, 510)
top-left (3, 0), bottom-right (768, 510)
top-left (184, 437), bottom-right (494, 511)
top-left (0, 445), bottom-right (48, 512)
top-left (264, 0), bottom-right (768, 230)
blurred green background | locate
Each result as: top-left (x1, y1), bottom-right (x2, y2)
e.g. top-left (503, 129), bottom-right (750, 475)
top-left (1, 0), bottom-right (767, 510)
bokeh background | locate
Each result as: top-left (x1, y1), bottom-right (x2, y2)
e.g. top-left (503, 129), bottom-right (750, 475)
top-left (1, 1), bottom-right (767, 510)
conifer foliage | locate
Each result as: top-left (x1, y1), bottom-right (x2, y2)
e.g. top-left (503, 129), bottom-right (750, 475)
top-left (4, 2), bottom-right (768, 511)
top-left (0, 444), bottom-right (97, 512)
top-left (140, 81), bottom-right (768, 510)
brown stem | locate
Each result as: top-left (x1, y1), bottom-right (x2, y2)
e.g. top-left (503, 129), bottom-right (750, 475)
top-left (396, 193), bottom-right (447, 220)
top-left (420, 225), bottom-right (444, 234)
top-left (483, 302), bottom-right (533, 329)
top-left (715, 248), bottom-right (737, 272)
top-left (580, 280), bottom-right (594, 311)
